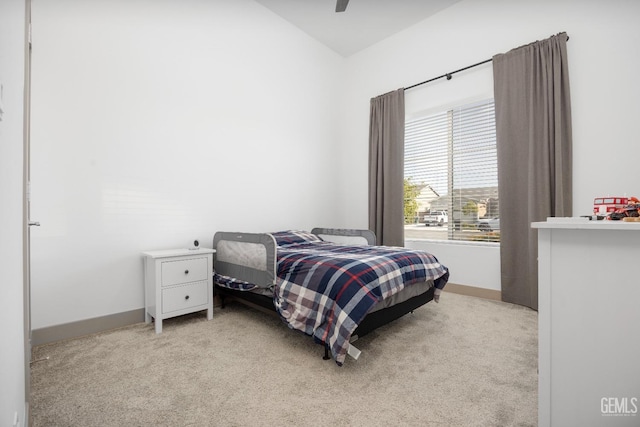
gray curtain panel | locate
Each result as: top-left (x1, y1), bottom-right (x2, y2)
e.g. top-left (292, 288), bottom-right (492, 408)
top-left (493, 32), bottom-right (572, 310)
top-left (368, 89), bottom-right (405, 247)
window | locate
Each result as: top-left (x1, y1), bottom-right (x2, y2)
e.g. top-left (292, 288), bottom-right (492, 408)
top-left (404, 98), bottom-right (499, 242)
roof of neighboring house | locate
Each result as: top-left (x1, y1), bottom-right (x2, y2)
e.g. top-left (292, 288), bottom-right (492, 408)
top-left (428, 186), bottom-right (499, 210)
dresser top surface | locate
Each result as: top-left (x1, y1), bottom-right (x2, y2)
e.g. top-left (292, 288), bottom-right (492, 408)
top-left (142, 248), bottom-right (216, 258)
top-left (532, 218), bottom-right (640, 230)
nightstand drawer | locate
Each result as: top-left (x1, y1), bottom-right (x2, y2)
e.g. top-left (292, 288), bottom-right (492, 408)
top-left (162, 281), bottom-right (208, 313)
top-left (161, 257), bottom-right (208, 287)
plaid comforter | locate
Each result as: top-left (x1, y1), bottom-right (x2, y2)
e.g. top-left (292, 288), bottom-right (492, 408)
top-left (271, 231), bottom-right (449, 366)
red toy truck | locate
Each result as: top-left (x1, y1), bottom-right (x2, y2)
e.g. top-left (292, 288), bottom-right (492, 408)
top-left (593, 197), bottom-right (628, 215)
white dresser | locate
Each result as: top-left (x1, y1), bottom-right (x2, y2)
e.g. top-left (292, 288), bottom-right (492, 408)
top-left (142, 248), bottom-right (215, 333)
top-left (532, 220), bottom-right (640, 426)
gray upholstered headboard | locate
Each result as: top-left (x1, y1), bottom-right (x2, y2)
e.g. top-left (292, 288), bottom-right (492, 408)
top-left (311, 228), bottom-right (376, 246)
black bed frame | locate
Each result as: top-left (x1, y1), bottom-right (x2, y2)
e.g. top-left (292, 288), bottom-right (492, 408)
top-left (214, 283), bottom-right (435, 361)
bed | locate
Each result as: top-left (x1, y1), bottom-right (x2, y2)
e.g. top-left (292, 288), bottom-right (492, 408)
top-left (213, 228), bottom-right (449, 366)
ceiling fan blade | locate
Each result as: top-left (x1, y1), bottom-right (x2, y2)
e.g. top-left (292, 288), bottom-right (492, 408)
top-left (335, 0), bottom-right (349, 13)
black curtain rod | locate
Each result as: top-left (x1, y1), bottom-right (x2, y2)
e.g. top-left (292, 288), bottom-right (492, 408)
top-left (405, 58), bottom-right (492, 91)
top-left (405, 33), bottom-right (569, 91)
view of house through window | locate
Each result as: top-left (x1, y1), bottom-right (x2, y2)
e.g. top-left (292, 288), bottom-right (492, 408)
top-left (404, 98), bottom-right (499, 243)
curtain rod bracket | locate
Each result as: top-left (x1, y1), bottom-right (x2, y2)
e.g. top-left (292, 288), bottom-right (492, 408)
top-left (446, 73), bottom-right (452, 81)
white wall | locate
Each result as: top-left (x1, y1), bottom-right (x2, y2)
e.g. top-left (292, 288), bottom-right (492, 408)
top-left (29, 0), bottom-right (640, 329)
top-left (0, 0), bottom-right (27, 424)
top-left (339, 0), bottom-right (640, 290)
top-left (29, 0), bottom-right (344, 329)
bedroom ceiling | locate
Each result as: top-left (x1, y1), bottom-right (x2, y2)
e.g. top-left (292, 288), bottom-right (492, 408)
top-left (254, 0), bottom-right (462, 57)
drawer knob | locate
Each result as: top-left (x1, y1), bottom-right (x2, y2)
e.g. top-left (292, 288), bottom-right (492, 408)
top-left (184, 270), bottom-right (189, 275)
top-left (185, 295), bottom-right (190, 300)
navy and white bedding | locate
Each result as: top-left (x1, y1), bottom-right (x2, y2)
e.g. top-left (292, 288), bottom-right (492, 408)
top-left (215, 230), bottom-right (449, 366)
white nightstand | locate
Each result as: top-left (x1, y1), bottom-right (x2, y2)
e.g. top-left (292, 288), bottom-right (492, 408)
top-left (142, 248), bottom-right (215, 333)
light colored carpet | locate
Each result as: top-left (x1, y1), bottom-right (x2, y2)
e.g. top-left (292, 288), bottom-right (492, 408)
top-left (30, 292), bottom-right (538, 426)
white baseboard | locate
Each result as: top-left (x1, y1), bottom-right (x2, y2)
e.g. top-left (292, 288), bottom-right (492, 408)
top-left (443, 282), bottom-right (501, 301)
top-left (31, 309), bottom-right (145, 347)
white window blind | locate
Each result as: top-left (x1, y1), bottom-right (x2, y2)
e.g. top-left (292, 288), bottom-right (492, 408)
top-left (404, 98), bottom-right (499, 242)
